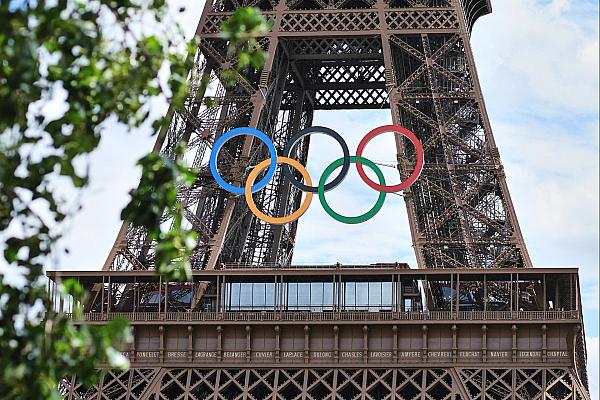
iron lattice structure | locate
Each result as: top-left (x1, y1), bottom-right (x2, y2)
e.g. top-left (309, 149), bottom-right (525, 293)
top-left (104, 0), bottom-right (531, 272)
top-left (61, 368), bottom-right (588, 400)
top-left (54, 0), bottom-right (590, 399)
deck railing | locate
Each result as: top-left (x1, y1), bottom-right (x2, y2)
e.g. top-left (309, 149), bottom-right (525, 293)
top-left (216, 263), bottom-right (409, 269)
top-left (67, 310), bottom-right (580, 323)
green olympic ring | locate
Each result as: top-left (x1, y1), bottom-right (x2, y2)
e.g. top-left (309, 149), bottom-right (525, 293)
top-left (318, 156), bottom-right (386, 224)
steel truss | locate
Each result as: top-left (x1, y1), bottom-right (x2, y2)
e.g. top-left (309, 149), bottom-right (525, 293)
top-left (103, 0), bottom-right (530, 273)
top-left (71, 0), bottom-right (589, 398)
top-left (61, 367), bottom-right (589, 400)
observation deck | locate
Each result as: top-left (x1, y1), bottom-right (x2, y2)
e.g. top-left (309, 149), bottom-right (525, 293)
top-left (48, 266), bottom-right (585, 372)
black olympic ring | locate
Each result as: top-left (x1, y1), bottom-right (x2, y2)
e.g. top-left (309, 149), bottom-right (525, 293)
top-left (281, 126), bottom-right (350, 193)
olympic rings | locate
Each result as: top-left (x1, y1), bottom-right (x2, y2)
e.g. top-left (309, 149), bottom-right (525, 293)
top-left (282, 126), bottom-right (350, 193)
top-left (210, 127), bottom-right (277, 194)
top-left (245, 157), bottom-right (313, 225)
top-left (209, 124), bottom-right (424, 225)
top-left (319, 156), bottom-right (386, 224)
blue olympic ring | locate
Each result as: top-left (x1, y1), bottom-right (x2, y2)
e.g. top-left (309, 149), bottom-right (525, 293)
top-left (209, 127), bottom-right (278, 195)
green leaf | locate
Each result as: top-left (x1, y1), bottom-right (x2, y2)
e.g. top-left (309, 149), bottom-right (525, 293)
top-left (0, 2), bottom-right (268, 397)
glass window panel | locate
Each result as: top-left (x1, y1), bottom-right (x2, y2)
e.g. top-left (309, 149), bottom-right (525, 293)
top-left (240, 283), bottom-right (252, 310)
top-left (311, 282), bottom-right (323, 312)
top-left (369, 282), bottom-right (381, 308)
top-left (345, 282), bottom-right (356, 310)
top-left (253, 283), bottom-right (266, 308)
top-left (230, 283), bottom-right (240, 311)
top-left (298, 283), bottom-right (311, 309)
top-left (356, 282), bottom-right (369, 309)
top-left (266, 283), bottom-right (275, 308)
top-left (442, 285), bottom-right (453, 302)
top-left (288, 283), bottom-right (298, 310)
top-left (381, 282), bottom-right (392, 309)
top-left (143, 293), bottom-right (161, 305)
top-left (171, 289), bottom-right (193, 304)
top-left (278, 282), bottom-right (285, 310)
top-left (323, 282), bottom-right (333, 310)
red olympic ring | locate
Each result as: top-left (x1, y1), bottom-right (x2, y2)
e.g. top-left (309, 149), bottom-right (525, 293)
top-left (355, 125), bottom-right (424, 193)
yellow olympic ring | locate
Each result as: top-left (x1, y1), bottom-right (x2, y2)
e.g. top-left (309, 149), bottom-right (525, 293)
top-left (245, 156), bottom-right (313, 225)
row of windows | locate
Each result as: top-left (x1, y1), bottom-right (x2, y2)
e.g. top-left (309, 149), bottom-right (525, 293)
top-left (224, 282), bottom-right (398, 312)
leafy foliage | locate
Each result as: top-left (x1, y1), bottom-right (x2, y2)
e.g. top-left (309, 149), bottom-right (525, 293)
top-left (220, 7), bottom-right (274, 70)
top-left (121, 144), bottom-right (199, 281)
top-left (0, 0), bottom-right (269, 398)
top-left (1, 278), bottom-right (131, 399)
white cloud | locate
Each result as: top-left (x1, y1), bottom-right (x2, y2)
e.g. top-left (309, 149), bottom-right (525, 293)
top-left (492, 118), bottom-right (599, 277)
top-left (53, 125), bottom-right (155, 271)
top-left (166, 0), bottom-right (205, 39)
top-left (472, 0), bottom-right (599, 117)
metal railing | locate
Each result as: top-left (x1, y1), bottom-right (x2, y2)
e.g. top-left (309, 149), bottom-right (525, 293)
top-left (67, 310), bottom-right (580, 323)
top-left (217, 262), bottom-right (408, 270)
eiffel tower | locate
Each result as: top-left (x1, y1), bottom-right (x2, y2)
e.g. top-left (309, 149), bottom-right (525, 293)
top-left (52, 0), bottom-right (590, 398)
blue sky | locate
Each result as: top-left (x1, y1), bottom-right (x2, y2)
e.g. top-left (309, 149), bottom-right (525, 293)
top-left (48, 0), bottom-right (598, 397)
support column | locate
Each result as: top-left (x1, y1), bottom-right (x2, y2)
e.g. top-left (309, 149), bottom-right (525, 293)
top-left (454, 0), bottom-right (533, 268)
top-left (511, 325), bottom-right (518, 362)
top-left (131, 326), bottom-right (136, 363)
top-left (481, 325), bottom-right (488, 362)
top-left (269, 89), bottom-right (307, 264)
top-left (216, 326), bottom-right (223, 362)
top-left (541, 324), bottom-right (547, 362)
top-left (101, 56), bottom-right (216, 271)
top-left (422, 325), bottom-right (428, 362)
top-left (451, 325), bottom-right (458, 363)
top-left (392, 325), bottom-right (398, 362)
top-left (205, 31), bottom-right (283, 269)
top-left (275, 326), bottom-right (280, 363)
top-left (333, 325), bottom-right (339, 363)
top-left (363, 325), bottom-right (369, 364)
top-left (245, 325), bottom-right (252, 363)
top-left (377, 0), bottom-right (427, 269)
top-left (206, 91), bottom-right (268, 270)
top-left (188, 325), bottom-right (193, 362)
top-left (159, 326), bottom-right (164, 363)
top-left (304, 325), bottom-right (310, 363)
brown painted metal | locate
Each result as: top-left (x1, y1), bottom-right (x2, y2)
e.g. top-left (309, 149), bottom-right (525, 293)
top-left (55, 267), bottom-right (589, 398)
top-left (61, 367), bottom-right (590, 400)
top-left (58, 0), bottom-right (591, 398)
top-left (101, 0), bottom-right (530, 272)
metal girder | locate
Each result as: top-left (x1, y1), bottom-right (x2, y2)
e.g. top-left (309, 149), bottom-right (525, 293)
top-left (104, 19), bottom-right (538, 270)
top-left (89, 0), bottom-right (589, 399)
top-left (61, 367), bottom-right (590, 400)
